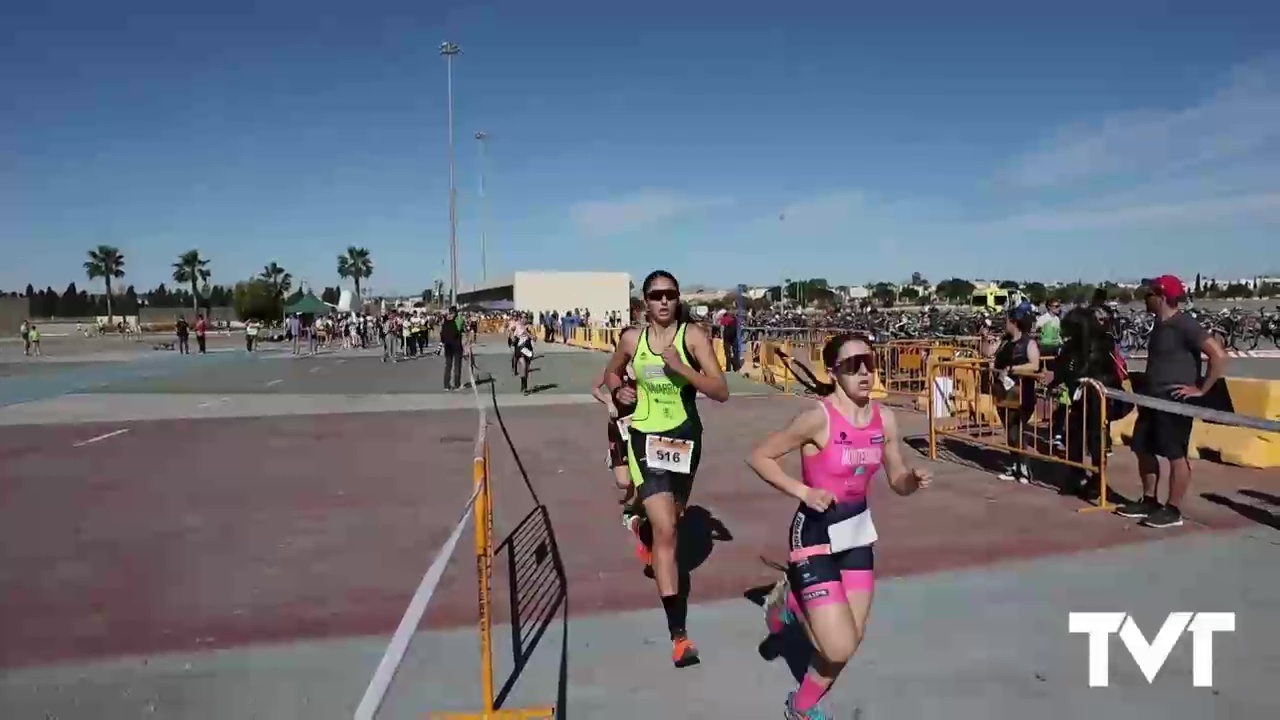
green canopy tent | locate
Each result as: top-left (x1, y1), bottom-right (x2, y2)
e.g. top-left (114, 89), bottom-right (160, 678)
top-left (283, 292), bottom-right (330, 316)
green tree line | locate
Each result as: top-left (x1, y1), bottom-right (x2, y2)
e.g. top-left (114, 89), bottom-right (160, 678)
top-left (7, 243), bottom-right (378, 322)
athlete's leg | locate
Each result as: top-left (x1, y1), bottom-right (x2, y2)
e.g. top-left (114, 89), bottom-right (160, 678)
top-left (641, 489), bottom-right (698, 666)
top-left (641, 491), bottom-right (680, 598)
top-left (787, 587), bottom-right (860, 716)
top-left (613, 464), bottom-right (633, 503)
top-left (518, 353), bottom-right (531, 393)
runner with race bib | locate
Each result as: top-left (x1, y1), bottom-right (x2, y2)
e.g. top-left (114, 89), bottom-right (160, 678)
top-left (512, 315), bottom-right (535, 395)
top-left (590, 352), bottom-right (644, 550)
top-left (748, 332), bottom-right (932, 719)
top-left (603, 270), bottom-right (729, 668)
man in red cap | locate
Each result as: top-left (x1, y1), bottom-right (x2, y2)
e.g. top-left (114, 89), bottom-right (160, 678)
top-left (1115, 275), bottom-right (1228, 528)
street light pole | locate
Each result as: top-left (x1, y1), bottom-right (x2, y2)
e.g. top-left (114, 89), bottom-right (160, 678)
top-left (440, 41), bottom-right (461, 306)
top-left (475, 130), bottom-right (488, 284)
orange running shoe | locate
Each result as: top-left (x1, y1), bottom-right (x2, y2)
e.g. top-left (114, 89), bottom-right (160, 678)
top-left (671, 635), bottom-right (700, 668)
top-left (623, 513), bottom-right (652, 569)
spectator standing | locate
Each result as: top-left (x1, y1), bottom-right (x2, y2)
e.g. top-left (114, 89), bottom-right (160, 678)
top-left (1034, 299), bottom-right (1062, 357)
top-left (194, 314), bottom-right (208, 354)
top-left (286, 314), bottom-right (302, 355)
top-left (1115, 275), bottom-right (1228, 529)
top-left (993, 311), bottom-right (1041, 484)
top-left (176, 315), bottom-right (191, 354)
top-left (1045, 307), bottom-right (1124, 500)
top-left (718, 310), bottom-right (740, 372)
top-left (441, 306), bottom-right (466, 391)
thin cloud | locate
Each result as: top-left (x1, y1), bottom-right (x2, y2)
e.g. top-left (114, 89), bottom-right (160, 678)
top-left (1003, 57), bottom-right (1280, 188)
top-left (569, 190), bottom-right (732, 237)
top-left (984, 191), bottom-right (1280, 233)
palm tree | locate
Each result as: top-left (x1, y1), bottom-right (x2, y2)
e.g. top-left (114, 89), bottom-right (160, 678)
top-left (172, 250), bottom-right (211, 316)
top-left (84, 245), bottom-right (126, 323)
top-left (259, 262), bottom-right (292, 298)
top-left (336, 246), bottom-right (374, 300)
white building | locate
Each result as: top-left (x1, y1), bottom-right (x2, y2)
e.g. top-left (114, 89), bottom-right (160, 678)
top-left (457, 271), bottom-right (631, 320)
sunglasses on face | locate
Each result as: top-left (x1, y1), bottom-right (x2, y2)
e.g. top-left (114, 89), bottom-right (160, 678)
top-left (830, 353), bottom-right (876, 375)
top-left (646, 289), bottom-right (679, 302)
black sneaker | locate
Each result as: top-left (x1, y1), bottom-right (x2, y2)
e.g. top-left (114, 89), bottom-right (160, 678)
top-left (1115, 498), bottom-right (1161, 518)
top-left (1140, 505), bottom-right (1184, 529)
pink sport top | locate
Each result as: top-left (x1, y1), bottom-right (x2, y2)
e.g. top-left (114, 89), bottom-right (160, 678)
top-left (801, 399), bottom-right (886, 506)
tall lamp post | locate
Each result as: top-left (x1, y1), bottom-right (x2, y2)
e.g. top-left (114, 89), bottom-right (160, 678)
top-left (440, 41), bottom-right (461, 306)
top-left (475, 130), bottom-right (488, 284)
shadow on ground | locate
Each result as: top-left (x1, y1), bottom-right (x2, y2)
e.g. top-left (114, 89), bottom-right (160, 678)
top-left (741, 562), bottom-right (813, 684)
top-left (902, 434), bottom-right (1136, 506)
top-left (1202, 489), bottom-right (1280, 531)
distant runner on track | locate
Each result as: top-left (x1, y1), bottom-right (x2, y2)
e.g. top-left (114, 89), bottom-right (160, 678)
top-left (602, 270), bottom-right (729, 668)
top-left (510, 314), bottom-right (536, 395)
top-left (748, 332), bottom-right (931, 719)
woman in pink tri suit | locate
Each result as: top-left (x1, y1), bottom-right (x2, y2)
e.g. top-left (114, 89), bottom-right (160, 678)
top-left (748, 332), bottom-right (933, 720)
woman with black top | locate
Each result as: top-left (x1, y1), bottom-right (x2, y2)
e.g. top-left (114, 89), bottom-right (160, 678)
top-left (993, 311), bottom-right (1040, 483)
top-left (1045, 308), bottom-right (1126, 500)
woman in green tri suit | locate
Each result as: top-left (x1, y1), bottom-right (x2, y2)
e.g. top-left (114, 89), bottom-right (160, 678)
top-left (603, 270), bottom-right (729, 667)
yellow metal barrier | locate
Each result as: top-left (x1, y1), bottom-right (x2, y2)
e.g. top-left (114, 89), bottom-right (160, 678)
top-left (926, 358), bottom-right (1116, 512)
top-left (744, 333), bottom-right (982, 403)
top-left (477, 318), bottom-right (506, 334)
top-left (432, 413), bottom-right (555, 719)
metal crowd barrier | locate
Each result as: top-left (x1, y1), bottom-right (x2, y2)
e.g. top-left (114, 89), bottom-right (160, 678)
top-left (926, 355), bottom-right (1280, 508)
top-left (926, 358), bottom-right (1118, 511)
top-left (354, 360), bottom-right (554, 720)
top-left (742, 328), bottom-right (982, 403)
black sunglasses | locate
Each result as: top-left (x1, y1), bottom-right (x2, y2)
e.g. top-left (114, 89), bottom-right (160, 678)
top-left (646, 289), bottom-right (679, 302)
top-left (830, 353), bottom-right (876, 375)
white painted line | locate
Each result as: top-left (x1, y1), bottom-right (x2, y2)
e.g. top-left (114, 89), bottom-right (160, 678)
top-left (338, 359), bottom-right (347, 365)
top-left (354, 483), bottom-right (481, 720)
top-left (73, 428), bottom-right (130, 448)
top-left (197, 401), bottom-right (212, 408)
top-left (309, 366), bottom-right (322, 373)
top-left (265, 379), bottom-right (284, 387)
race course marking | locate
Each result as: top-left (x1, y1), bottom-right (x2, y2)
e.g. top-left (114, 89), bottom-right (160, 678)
top-left (265, 379), bottom-right (284, 387)
top-left (309, 366), bottom-right (322, 373)
top-left (72, 428), bottom-right (130, 447)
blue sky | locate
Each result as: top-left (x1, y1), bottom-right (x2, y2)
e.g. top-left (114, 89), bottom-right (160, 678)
top-left (3, 0), bottom-right (1279, 296)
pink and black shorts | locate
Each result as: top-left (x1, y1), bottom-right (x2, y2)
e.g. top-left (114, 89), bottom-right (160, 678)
top-left (786, 500), bottom-right (874, 610)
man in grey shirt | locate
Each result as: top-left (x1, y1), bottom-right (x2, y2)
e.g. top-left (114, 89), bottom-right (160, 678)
top-left (1115, 275), bottom-right (1227, 529)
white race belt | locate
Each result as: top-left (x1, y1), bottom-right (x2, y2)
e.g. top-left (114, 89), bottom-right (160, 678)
top-left (827, 510), bottom-right (877, 553)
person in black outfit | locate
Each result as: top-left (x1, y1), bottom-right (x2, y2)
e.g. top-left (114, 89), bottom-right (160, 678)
top-left (175, 315), bottom-right (190, 354)
top-left (441, 306), bottom-right (465, 391)
top-left (1045, 307), bottom-right (1127, 500)
top-left (993, 310), bottom-right (1041, 483)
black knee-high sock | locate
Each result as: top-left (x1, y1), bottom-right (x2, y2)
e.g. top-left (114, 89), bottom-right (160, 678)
top-left (661, 594), bottom-right (687, 638)
top-left (520, 373), bottom-right (528, 392)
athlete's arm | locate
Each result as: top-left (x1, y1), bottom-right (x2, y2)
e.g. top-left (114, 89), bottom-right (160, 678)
top-left (603, 328), bottom-right (636, 393)
top-left (881, 407), bottom-right (932, 496)
top-left (747, 406), bottom-right (826, 502)
top-left (589, 367), bottom-right (613, 406)
top-left (663, 324), bottom-right (730, 402)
